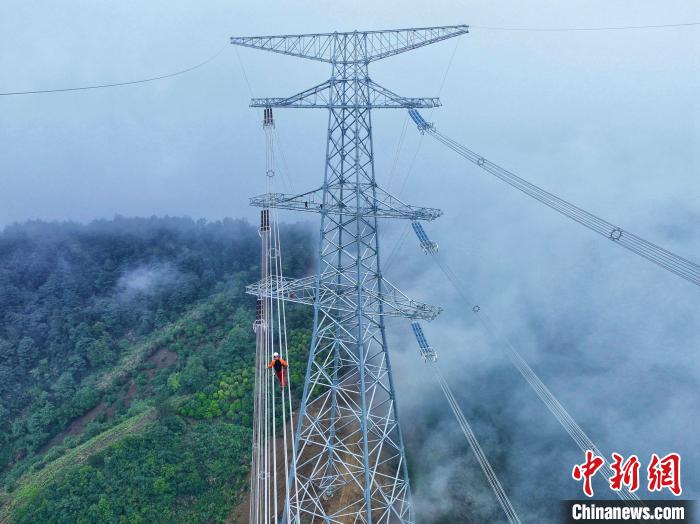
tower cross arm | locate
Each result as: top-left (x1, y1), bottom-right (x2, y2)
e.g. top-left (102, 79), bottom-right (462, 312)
top-left (363, 25), bottom-right (469, 62)
top-left (245, 275), bottom-right (441, 321)
top-left (230, 33), bottom-right (336, 62)
top-left (365, 80), bottom-right (440, 108)
top-left (250, 79), bottom-right (440, 109)
top-left (250, 80), bottom-right (333, 108)
top-left (231, 25), bottom-right (468, 64)
top-left (250, 186), bottom-right (442, 221)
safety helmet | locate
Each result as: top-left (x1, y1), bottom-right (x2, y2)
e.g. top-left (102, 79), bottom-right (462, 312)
top-left (273, 352), bottom-right (280, 357)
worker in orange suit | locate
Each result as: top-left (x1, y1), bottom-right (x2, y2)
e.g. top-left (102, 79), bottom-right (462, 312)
top-left (267, 352), bottom-right (288, 388)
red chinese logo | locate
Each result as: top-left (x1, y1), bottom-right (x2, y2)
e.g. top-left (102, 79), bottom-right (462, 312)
top-left (572, 450), bottom-right (605, 497)
top-left (648, 453), bottom-right (682, 496)
top-left (572, 451), bottom-right (682, 497)
top-left (609, 453), bottom-right (640, 493)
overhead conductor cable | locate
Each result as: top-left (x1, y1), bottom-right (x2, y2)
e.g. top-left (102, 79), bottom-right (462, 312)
top-left (407, 109), bottom-right (700, 287)
top-left (411, 321), bottom-right (522, 524)
top-left (409, 219), bottom-right (640, 503)
top-left (0, 44), bottom-right (227, 96)
top-left (250, 107), bottom-right (298, 524)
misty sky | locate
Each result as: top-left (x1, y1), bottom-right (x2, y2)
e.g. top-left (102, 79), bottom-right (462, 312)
top-left (2, 0), bottom-right (699, 518)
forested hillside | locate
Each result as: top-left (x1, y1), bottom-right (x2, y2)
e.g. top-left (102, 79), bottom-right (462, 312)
top-left (0, 217), bottom-right (313, 523)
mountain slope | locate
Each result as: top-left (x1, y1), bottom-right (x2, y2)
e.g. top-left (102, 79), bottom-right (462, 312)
top-left (0, 217), bottom-right (313, 523)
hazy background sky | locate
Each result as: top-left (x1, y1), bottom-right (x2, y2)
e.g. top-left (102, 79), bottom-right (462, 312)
top-left (1, 1), bottom-right (699, 520)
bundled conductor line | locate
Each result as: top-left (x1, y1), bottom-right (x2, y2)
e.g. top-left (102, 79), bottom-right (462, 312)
top-left (409, 219), bottom-right (640, 503)
top-left (434, 367), bottom-right (522, 524)
top-left (408, 109), bottom-right (700, 287)
top-left (475, 309), bottom-right (639, 503)
top-left (410, 321), bottom-right (521, 523)
top-left (250, 107), bottom-right (299, 524)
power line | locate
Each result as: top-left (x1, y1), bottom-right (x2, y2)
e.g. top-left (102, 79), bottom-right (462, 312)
top-left (235, 48), bottom-right (296, 195)
top-left (383, 38), bottom-right (461, 271)
top-left (395, 37), bottom-right (461, 198)
top-left (409, 220), bottom-right (641, 504)
top-left (409, 321), bottom-right (521, 522)
top-left (0, 44), bottom-right (228, 96)
top-left (433, 363), bottom-right (522, 523)
top-left (472, 22), bottom-right (700, 32)
top-left (408, 110), bottom-right (700, 287)
top-left (233, 47), bottom-right (256, 100)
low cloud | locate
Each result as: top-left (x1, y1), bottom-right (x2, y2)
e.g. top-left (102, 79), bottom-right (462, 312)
top-left (115, 263), bottom-right (182, 300)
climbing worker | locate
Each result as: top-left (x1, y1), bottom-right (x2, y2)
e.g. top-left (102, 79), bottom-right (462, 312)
top-left (267, 352), bottom-right (288, 388)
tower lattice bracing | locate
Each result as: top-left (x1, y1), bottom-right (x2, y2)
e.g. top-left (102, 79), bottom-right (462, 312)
top-left (235, 26), bottom-right (468, 523)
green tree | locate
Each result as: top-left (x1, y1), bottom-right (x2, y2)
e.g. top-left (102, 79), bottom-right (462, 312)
top-left (167, 372), bottom-right (181, 393)
top-left (181, 356), bottom-right (208, 392)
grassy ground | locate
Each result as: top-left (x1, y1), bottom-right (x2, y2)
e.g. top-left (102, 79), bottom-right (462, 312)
top-left (0, 408), bottom-right (156, 523)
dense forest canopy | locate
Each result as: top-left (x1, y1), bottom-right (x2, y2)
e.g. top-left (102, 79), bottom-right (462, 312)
top-left (0, 216), bottom-right (313, 522)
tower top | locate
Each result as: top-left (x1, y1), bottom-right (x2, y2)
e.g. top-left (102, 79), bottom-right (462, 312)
top-left (231, 25), bottom-right (468, 64)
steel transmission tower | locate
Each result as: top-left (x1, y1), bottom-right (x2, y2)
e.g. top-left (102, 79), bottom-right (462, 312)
top-left (234, 25), bottom-right (468, 523)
